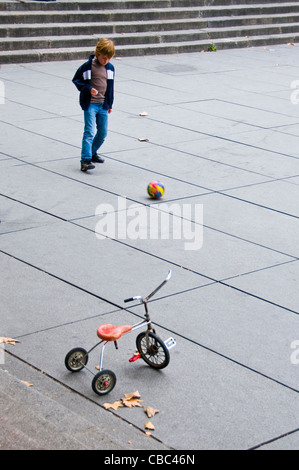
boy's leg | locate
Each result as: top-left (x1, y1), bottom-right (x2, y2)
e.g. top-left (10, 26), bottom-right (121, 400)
top-left (81, 104), bottom-right (97, 163)
top-left (91, 105), bottom-right (108, 162)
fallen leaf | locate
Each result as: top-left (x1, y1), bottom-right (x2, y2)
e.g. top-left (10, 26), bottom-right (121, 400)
top-left (145, 421), bottom-right (155, 430)
top-left (144, 406), bottom-right (159, 418)
top-left (139, 112), bottom-right (149, 116)
top-left (0, 337), bottom-right (20, 345)
top-left (145, 431), bottom-right (152, 437)
top-left (288, 42), bottom-right (295, 46)
top-left (138, 138), bottom-right (149, 142)
top-left (122, 398), bottom-right (143, 408)
top-left (103, 401), bottom-right (124, 411)
top-left (21, 380), bottom-right (33, 387)
top-left (123, 390), bottom-right (141, 400)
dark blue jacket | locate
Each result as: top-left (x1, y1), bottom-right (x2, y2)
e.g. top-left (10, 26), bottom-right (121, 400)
top-left (72, 55), bottom-right (115, 111)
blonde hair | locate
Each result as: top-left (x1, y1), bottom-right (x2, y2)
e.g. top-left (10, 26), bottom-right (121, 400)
top-left (95, 38), bottom-right (115, 59)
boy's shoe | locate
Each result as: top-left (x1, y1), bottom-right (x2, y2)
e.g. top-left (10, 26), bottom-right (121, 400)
top-left (91, 153), bottom-right (105, 163)
top-left (81, 161), bottom-right (95, 172)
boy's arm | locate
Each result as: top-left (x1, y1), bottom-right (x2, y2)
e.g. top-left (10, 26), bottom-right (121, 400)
top-left (72, 65), bottom-right (92, 93)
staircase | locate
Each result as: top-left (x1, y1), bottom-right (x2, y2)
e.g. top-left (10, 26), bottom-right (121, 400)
top-left (1, 0), bottom-right (299, 64)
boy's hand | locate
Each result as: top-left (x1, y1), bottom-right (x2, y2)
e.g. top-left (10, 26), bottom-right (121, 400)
top-left (108, 109), bottom-right (113, 114)
top-left (91, 88), bottom-right (98, 96)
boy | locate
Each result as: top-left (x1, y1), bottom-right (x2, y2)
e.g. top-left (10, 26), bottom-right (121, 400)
top-left (73, 38), bottom-right (115, 172)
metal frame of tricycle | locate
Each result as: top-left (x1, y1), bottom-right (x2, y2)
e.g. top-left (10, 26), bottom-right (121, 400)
top-left (78, 270), bottom-right (173, 376)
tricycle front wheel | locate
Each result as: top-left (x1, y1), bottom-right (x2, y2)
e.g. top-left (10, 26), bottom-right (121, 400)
top-left (136, 331), bottom-right (170, 369)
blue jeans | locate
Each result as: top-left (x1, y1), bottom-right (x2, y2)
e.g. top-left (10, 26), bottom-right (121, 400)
top-left (81, 103), bottom-right (108, 162)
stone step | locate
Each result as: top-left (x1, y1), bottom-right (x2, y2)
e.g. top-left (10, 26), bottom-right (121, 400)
top-left (0, 18), bottom-right (206, 38)
top-left (209, 12), bottom-right (299, 28)
top-left (1, 31), bottom-right (298, 64)
top-left (1, 12), bottom-right (299, 38)
top-left (1, 3), bottom-right (299, 24)
top-left (2, 23), bottom-right (299, 52)
top-left (0, 7), bottom-right (203, 24)
top-left (0, 0), bottom-right (295, 11)
top-left (1, 0), bottom-right (299, 63)
top-left (0, 369), bottom-right (121, 450)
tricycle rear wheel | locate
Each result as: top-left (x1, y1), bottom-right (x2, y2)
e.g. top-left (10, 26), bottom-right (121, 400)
top-left (65, 347), bottom-right (89, 372)
top-left (92, 370), bottom-right (116, 396)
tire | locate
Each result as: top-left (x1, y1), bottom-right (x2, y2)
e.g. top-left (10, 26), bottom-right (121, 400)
top-left (136, 331), bottom-right (170, 369)
top-left (65, 347), bottom-right (88, 372)
top-left (92, 370), bottom-right (116, 396)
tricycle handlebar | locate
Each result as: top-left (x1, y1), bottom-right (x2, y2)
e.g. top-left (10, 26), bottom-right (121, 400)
top-left (124, 296), bottom-right (143, 303)
top-left (124, 270), bottom-right (172, 303)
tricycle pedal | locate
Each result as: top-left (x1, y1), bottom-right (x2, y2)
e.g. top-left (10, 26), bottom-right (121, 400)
top-left (164, 337), bottom-right (176, 350)
top-left (129, 353), bottom-right (141, 362)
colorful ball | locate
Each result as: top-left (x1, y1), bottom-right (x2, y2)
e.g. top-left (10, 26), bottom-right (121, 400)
top-left (147, 181), bottom-right (165, 199)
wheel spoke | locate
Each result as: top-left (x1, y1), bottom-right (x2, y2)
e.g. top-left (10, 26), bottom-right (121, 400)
top-left (136, 332), bottom-right (170, 369)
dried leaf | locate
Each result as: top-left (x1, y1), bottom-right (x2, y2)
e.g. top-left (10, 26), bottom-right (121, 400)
top-left (0, 337), bottom-right (20, 345)
top-left (139, 112), bottom-right (149, 116)
top-left (144, 406), bottom-right (159, 418)
top-left (21, 380), bottom-right (33, 387)
top-left (103, 401), bottom-right (124, 411)
top-left (123, 390), bottom-right (141, 400)
top-left (122, 398), bottom-right (143, 408)
top-left (145, 431), bottom-right (152, 437)
top-left (138, 138), bottom-right (149, 142)
top-left (145, 421), bottom-right (155, 430)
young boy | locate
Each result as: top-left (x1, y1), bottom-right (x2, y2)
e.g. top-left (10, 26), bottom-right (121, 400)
top-left (72, 38), bottom-right (115, 172)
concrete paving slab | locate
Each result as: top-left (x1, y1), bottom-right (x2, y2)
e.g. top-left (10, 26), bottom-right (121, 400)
top-left (0, 120), bottom-right (77, 162)
top-left (131, 104), bottom-right (258, 140)
top-left (228, 260), bottom-right (299, 314)
top-left (1, 355), bottom-right (168, 451)
top-left (173, 138), bottom-right (299, 180)
top-left (1, 45), bottom-right (299, 450)
top-left (0, 195), bottom-right (57, 234)
top-left (144, 282), bottom-right (299, 390)
top-left (225, 179), bottom-right (299, 218)
top-left (177, 99), bottom-right (299, 129)
top-left (276, 124), bottom-right (299, 138)
top-left (0, 157), bottom-right (208, 219)
top-left (4, 312), bottom-right (299, 451)
top-left (0, 101), bottom-right (54, 126)
top-left (107, 145), bottom-right (271, 192)
top-left (78, 211), bottom-right (291, 281)
top-left (0, 224), bottom-right (208, 312)
top-left (225, 127), bottom-right (299, 159)
top-left (168, 192), bottom-right (299, 258)
top-left (0, 251), bottom-right (124, 337)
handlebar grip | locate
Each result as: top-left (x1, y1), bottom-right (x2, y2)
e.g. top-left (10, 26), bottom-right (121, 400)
top-left (124, 295), bottom-right (143, 303)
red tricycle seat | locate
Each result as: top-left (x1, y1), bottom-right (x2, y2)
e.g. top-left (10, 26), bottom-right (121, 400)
top-left (97, 323), bottom-right (132, 342)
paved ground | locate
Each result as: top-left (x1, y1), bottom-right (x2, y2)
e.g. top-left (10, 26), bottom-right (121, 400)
top-left (0, 44), bottom-right (299, 451)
